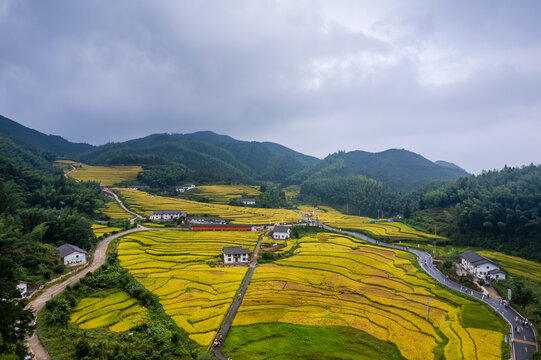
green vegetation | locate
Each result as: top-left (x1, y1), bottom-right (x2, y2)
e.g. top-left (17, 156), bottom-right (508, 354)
top-left (460, 305), bottom-right (503, 332)
top-left (223, 323), bottom-right (403, 360)
top-left (38, 238), bottom-right (200, 360)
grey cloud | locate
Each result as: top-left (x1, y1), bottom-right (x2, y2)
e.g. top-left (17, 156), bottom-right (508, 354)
top-left (0, 0), bottom-right (540, 173)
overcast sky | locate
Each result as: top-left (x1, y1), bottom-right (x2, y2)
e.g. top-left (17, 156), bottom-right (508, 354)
top-left (1, 1), bottom-right (540, 173)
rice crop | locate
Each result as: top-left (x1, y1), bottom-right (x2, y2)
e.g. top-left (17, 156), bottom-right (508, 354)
top-left (70, 290), bottom-right (148, 332)
top-left (101, 200), bottom-right (133, 220)
top-left (229, 232), bottom-right (503, 360)
top-left (194, 185), bottom-right (260, 204)
top-left (299, 205), bottom-right (446, 242)
top-left (114, 188), bottom-right (303, 225)
top-left (64, 163), bottom-right (142, 186)
top-left (91, 224), bottom-right (122, 237)
top-left (117, 230), bottom-right (260, 346)
top-left (478, 250), bottom-right (541, 283)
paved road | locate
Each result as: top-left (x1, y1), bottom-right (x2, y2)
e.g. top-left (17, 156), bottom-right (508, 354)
top-left (213, 265), bottom-right (257, 360)
top-left (321, 224), bottom-right (537, 360)
top-left (25, 226), bottom-right (148, 360)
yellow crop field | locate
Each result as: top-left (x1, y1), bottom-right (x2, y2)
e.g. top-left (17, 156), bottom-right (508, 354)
top-left (91, 224), bottom-right (122, 237)
top-left (195, 185), bottom-right (260, 204)
top-left (282, 185), bottom-right (300, 198)
top-left (114, 188), bottom-right (303, 225)
top-left (479, 250), bottom-right (541, 283)
top-left (101, 200), bottom-right (133, 220)
top-left (62, 162), bottom-right (141, 186)
top-left (232, 233), bottom-right (503, 360)
top-left (117, 230), bottom-right (260, 346)
top-left (299, 205), bottom-right (446, 242)
top-left (70, 290), bottom-right (148, 332)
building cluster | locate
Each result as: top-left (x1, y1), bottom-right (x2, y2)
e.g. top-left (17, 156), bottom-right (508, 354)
top-left (149, 210), bottom-right (187, 221)
top-left (175, 184), bottom-right (196, 192)
top-left (236, 198), bottom-right (256, 205)
top-left (460, 251), bottom-right (506, 281)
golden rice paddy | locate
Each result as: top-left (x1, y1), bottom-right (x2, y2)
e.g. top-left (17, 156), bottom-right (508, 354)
top-left (114, 188), bottom-right (303, 225)
top-left (59, 161), bottom-right (141, 186)
top-left (232, 233), bottom-right (503, 360)
top-left (91, 224), bottom-right (122, 237)
top-left (117, 230), bottom-right (260, 346)
top-left (194, 185), bottom-right (260, 204)
top-left (299, 205), bottom-right (446, 241)
top-left (70, 290), bottom-right (148, 332)
top-left (101, 200), bottom-right (133, 220)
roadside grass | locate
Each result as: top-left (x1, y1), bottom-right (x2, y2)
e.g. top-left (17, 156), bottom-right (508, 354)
top-left (460, 304), bottom-right (504, 332)
top-left (223, 323), bottom-right (403, 360)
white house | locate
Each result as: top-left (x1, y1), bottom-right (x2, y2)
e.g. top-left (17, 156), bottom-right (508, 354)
top-left (149, 210), bottom-right (186, 221)
top-left (273, 225), bottom-right (291, 240)
top-left (16, 281), bottom-right (28, 298)
top-left (223, 246), bottom-right (250, 264)
top-left (176, 184), bottom-right (196, 192)
top-left (237, 198), bottom-right (256, 205)
top-left (188, 217), bottom-right (227, 225)
top-left (460, 251), bottom-right (506, 281)
top-left (127, 185), bottom-right (149, 190)
top-left (58, 244), bottom-right (88, 266)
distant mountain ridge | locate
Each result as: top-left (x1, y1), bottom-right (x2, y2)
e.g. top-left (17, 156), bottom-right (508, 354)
top-left (0, 115), bottom-right (468, 189)
top-left (289, 149), bottom-right (469, 191)
top-left (0, 114), bottom-right (94, 157)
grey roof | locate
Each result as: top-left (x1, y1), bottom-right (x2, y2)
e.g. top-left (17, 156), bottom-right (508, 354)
top-left (488, 268), bottom-right (505, 275)
top-left (460, 251), bottom-right (497, 266)
top-left (58, 243), bottom-right (87, 258)
top-left (151, 210), bottom-right (184, 215)
top-left (223, 246), bottom-right (250, 255)
top-left (237, 198), bottom-right (256, 201)
top-left (274, 225), bottom-right (290, 233)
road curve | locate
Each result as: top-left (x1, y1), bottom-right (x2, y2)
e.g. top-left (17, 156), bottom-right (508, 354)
top-left (25, 226), bottom-right (149, 360)
top-left (102, 187), bottom-right (145, 220)
top-left (321, 224), bottom-right (537, 360)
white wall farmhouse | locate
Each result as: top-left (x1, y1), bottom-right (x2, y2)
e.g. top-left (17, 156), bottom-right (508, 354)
top-left (460, 251), bottom-right (506, 281)
top-left (273, 225), bottom-right (290, 240)
top-left (58, 244), bottom-right (88, 266)
top-left (223, 246), bottom-right (250, 264)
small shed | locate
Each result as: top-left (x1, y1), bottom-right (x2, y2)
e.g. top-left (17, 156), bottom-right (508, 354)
top-left (223, 246), bottom-right (250, 264)
top-left (273, 225), bottom-right (291, 240)
top-left (58, 244), bottom-right (88, 266)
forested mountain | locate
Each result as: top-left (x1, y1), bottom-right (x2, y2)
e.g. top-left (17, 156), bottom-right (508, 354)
top-left (289, 149), bottom-right (469, 191)
top-left (81, 132), bottom-right (320, 183)
top-left (0, 115), bottom-right (94, 157)
top-left (414, 165), bottom-right (541, 260)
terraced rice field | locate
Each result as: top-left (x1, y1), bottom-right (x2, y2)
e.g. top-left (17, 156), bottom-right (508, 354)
top-left (115, 188), bottom-right (303, 225)
top-left (101, 200), bottom-right (133, 220)
top-left (91, 224), bottom-right (122, 238)
top-left (479, 251), bottom-right (541, 283)
top-left (117, 230), bottom-right (260, 346)
top-left (227, 233), bottom-right (503, 360)
top-left (299, 205), bottom-right (446, 242)
top-left (70, 290), bottom-right (148, 332)
top-left (195, 185), bottom-right (260, 204)
top-left (60, 162), bottom-right (142, 186)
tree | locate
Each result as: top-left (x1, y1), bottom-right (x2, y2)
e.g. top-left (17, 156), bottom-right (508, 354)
top-left (512, 279), bottom-right (536, 307)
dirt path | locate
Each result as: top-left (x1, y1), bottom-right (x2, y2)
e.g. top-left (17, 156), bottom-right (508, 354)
top-left (102, 187), bottom-right (145, 220)
top-left (25, 226), bottom-right (149, 360)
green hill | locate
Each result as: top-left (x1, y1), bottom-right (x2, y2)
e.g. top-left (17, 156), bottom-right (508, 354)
top-left (0, 115), bottom-right (94, 158)
top-left (289, 149), bottom-right (469, 191)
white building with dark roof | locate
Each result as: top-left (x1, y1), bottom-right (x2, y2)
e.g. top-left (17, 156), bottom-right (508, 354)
top-left (223, 246), bottom-right (250, 264)
top-left (58, 244), bottom-right (88, 266)
top-left (237, 198), bottom-right (256, 205)
top-left (460, 251), bottom-right (506, 281)
top-left (149, 210), bottom-right (186, 221)
top-left (273, 225), bottom-right (291, 240)
top-left (176, 184), bottom-right (196, 192)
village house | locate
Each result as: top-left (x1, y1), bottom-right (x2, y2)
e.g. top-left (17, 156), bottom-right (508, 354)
top-left (237, 198), bottom-right (256, 205)
top-left (149, 210), bottom-right (186, 221)
top-left (175, 184), bottom-right (196, 192)
top-left (273, 225), bottom-right (291, 240)
top-left (460, 251), bottom-right (506, 281)
top-left (188, 216), bottom-right (227, 225)
top-left (127, 185), bottom-right (150, 190)
top-left (223, 246), bottom-right (250, 264)
top-left (16, 281), bottom-right (28, 298)
top-left (58, 243), bottom-right (88, 266)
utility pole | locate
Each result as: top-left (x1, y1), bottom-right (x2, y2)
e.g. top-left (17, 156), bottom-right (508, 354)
top-left (434, 224), bottom-right (437, 236)
top-left (426, 298), bottom-right (430, 321)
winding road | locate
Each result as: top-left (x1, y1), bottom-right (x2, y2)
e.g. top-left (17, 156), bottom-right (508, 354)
top-left (25, 226), bottom-right (149, 359)
top-left (322, 224), bottom-right (537, 360)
